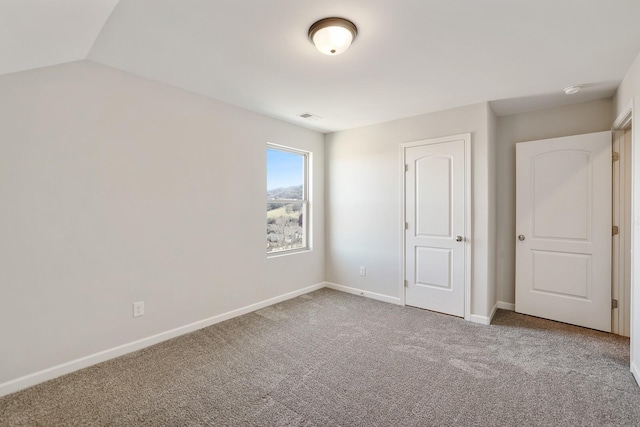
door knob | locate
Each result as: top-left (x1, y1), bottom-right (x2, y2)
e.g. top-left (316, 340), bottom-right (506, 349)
top-left (518, 235), bottom-right (525, 241)
top-left (456, 236), bottom-right (463, 242)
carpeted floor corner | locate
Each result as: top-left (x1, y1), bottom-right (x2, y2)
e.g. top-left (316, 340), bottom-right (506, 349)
top-left (1, 288), bottom-right (638, 426)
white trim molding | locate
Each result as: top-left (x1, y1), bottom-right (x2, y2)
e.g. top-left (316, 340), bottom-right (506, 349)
top-left (324, 282), bottom-right (402, 305)
top-left (612, 98), bottom-right (636, 382)
top-left (470, 303), bottom-right (498, 325)
top-left (0, 282), bottom-right (325, 398)
top-left (489, 303), bottom-right (498, 322)
top-left (497, 301), bottom-right (516, 311)
top-left (469, 314), bottom-right (491, 325)
top-left (612, 101), bottom-right (633, 131)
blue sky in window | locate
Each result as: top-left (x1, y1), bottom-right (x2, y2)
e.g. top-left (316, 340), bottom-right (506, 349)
top-left (267, 148), bottom-right (303, 190)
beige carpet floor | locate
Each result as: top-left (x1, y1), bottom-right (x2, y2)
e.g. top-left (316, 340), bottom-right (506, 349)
top-left (1, 288), bottom-right (639, 426)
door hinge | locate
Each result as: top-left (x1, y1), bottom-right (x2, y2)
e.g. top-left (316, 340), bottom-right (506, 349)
top-left (405, 222), bottom-right (409, 230)
top-left (404, 280), bottom-right (408, 288)
top-left (613, 152), bottom-right (620, 162)
top-left (612, 299), bottom-right (619, 309)
top-left (405, 164), bottom-right (409, 172)
top-left (612, 225), bottom-right (619, 236)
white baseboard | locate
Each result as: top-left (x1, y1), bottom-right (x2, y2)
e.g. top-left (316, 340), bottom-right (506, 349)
top-left (469, 303), bottom-right (498, 325)
top-left (0, 282), bottom-right (325, 398)
top-left (324, 282), bottom-right (402, 305)
top-left (470, 302), bottom-right (514, 325)
top-left (632, 361), bottom-right (640, 387)
top-left (469, 311), bottom-right (492, 326)
top-left (469, 314), bottom-right (489, 325)
top-left (489, 303), bottom-right (498, 323)
top-left (497, 301), bottom-right (516, 311)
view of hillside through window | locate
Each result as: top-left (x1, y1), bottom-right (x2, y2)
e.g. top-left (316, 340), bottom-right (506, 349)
top-left (267, 146), bottom-right (308, 253)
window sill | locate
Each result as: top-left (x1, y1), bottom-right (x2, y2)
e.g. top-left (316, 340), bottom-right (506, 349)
top-left (267, 248), bottom-right (312, 259)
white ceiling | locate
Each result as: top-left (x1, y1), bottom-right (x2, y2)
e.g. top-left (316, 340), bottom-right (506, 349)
top-left (3, 1), bottom-right (640, 132)
top-left (0, 0), bottom-right (119, 75)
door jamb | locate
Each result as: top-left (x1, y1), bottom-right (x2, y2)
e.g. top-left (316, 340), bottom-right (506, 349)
top-left (399, 133), bottom-right (472, 321)
top-left (612, 124), bottom-right (632, 336)
top-left (612, 102), bottom-right (635, 382)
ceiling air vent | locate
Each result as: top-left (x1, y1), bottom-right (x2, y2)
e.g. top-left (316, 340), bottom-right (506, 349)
top-left (297, 112), bottom-right (322, 121)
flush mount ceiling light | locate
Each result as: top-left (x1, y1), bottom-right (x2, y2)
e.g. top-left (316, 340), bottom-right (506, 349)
top-left (563, 85), bottom-right (581, 95)
top-left (308, 17), bottom-right (358, 55)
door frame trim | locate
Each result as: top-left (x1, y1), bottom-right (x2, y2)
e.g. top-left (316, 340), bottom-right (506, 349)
top-left (612, 100), bottom-right (637, 385)
top-left (612, 127), bottom-right (631, 336)
top-left (399, 133), bottom-right (472, 321)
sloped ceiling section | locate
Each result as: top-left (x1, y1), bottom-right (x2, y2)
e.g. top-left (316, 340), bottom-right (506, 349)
top-left (0, 0), bottom-right (120, 75)
top-left (3, 1), bottom-right (640, 131)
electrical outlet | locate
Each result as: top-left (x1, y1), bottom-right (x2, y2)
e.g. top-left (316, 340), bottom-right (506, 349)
top-left (133, 301), bottom-right (144, 318)
top-left (359, 266), bottom-right (366, 276)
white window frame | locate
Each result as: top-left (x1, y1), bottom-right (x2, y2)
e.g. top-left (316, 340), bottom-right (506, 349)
top-left (266, 143), bottom-right (311, 256)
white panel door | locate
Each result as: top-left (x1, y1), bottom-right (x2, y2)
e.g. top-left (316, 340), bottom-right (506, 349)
top-left (405, 137), bottom-right (466, 317)
top-left (515, 131), bottom-right (612, 332)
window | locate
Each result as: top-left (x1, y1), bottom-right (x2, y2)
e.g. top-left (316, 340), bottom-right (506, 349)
top-left (267, 144), bottom-right (309, 254)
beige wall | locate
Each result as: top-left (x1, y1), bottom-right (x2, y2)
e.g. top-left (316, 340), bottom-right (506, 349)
top-left (613, 50), bottom-right (640, 384)
top-left (325, 103), bottom-right (496, 320)
top-left (0, 61), bottom-right (325, 386)
top-left (494, 99), bottom-right (613, 305)
top-left (3, 53), bottom-right (634, 394)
